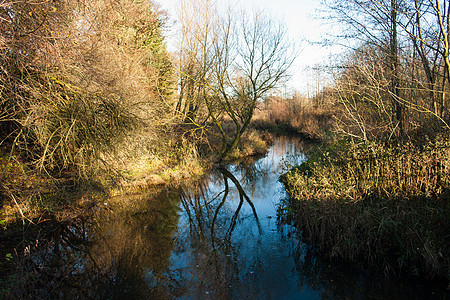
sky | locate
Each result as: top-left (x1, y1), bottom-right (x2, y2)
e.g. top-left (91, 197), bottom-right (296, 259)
top-left (159, 0), bottom-right (337, 96)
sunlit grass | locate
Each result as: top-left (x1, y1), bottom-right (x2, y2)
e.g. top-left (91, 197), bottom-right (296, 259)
top-left (282, 138), bottom-right (450, 279)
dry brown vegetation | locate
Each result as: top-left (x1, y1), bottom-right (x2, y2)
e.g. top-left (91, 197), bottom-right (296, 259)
top-left (279, 0), bottom-right (450, 282)
top-left (282, 138), bottom-right (450, 280)
top-left (0, 0), bottom-right (282, 225)
top-left (0, 0), bottom-right (203, 223)
top-left (1, 0), bottom-right (173, 172)
top-left (258, 91), bottom-right (334, 140)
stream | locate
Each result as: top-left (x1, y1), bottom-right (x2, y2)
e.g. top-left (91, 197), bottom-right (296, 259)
top-left (12, 136), bottom-right (448, 299)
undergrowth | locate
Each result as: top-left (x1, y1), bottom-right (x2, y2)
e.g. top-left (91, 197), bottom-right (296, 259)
top-left (282, 137), bottom-right (450, 280)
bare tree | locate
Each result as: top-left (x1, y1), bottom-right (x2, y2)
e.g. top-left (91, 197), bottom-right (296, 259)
top-left (324, 0), bottom-right (407, 137)
top-left (177, 1), bottom-right (295, 157)
top-left (175, 0), bottom-right (216, 123)
top-left (399, 0), bottom-right (450, 118)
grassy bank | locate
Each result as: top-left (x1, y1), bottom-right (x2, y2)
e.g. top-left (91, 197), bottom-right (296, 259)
top-left (0, 135), bottom-right (202, 221)
top-left (282, 138), bottom-right (450, 281)
top-left (0, 125), bottom-right (273, 298)
top-left (0, 124), bottom-right (272, 246)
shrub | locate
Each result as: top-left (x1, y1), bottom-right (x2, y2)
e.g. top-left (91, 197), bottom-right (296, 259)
top-left (282, 138), bottom-right (450, 279)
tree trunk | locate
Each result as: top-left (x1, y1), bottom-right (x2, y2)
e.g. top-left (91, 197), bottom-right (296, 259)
top-left (390, 0), bottom-right (403, 137)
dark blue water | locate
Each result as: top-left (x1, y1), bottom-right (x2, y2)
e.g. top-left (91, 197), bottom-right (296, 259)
top-left (168, 136), bottom-right (313, 299)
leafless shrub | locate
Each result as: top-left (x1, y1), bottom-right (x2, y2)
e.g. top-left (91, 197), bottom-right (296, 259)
top-left (1, 0), bottom-right (175, 180)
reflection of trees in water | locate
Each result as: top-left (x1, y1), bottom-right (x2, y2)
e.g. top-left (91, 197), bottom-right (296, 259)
top-left (9, 188), bottom-right (184, 299)
top-left (232, 136), bottom-right (306, 193)
top-left (7, 137), bottom-right (434, 299)
top-left (219, 166), bottom-right (261, 237)
top-left (233, 158), bottom-right (269, 189)
top-left (180, 166), bottom-right (261, 243)
top-left (177, 166), bottom-right (262, 298)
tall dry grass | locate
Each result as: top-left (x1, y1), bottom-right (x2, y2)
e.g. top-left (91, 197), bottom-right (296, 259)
top-left (282, 138), bottom-right (450, 279)
top-left (259, 93), bottom-right (334, 140)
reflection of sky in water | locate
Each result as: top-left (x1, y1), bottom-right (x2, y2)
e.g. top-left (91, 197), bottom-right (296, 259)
top-left (149, 136), bottom-right (446, 300)
top-left (230, 138), bottom-right (306, 216)
top-left (170, 137), bottom-right (317, 299)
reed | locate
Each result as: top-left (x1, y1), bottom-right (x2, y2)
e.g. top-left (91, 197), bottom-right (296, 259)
top-left (282, 137), bottom-right (450, 279)
top-left (253, 94), bottom-right (334, 141)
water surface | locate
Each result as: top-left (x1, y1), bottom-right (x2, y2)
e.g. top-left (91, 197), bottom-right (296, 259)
top-left (12, 136), bottom-right (448, 299)
top-left (170, 136), bottom-right (310, 299)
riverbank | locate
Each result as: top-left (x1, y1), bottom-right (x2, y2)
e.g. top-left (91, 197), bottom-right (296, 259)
top-left (0, 132), bottom-right (270, 298)
top-left (3, 136), bottom-right (448, 299)
top-left (0, 127), bottom-right (273, 221)
top-left (0, 127), bottom-right (274, 288)
top-left (281, 138), bottom-right (450, 284)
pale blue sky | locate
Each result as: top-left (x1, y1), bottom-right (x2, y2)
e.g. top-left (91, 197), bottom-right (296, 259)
top-left (159, 0), bottom-right (335, 95)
